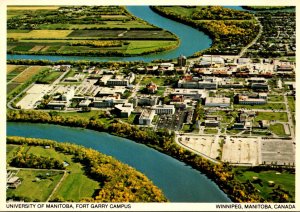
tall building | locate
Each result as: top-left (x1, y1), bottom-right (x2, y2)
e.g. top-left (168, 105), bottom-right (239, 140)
top-left (177, 55), bottom-right (187, 67)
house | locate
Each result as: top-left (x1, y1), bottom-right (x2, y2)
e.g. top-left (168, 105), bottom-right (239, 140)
top-left (7, 176), bottom-right (21, 189)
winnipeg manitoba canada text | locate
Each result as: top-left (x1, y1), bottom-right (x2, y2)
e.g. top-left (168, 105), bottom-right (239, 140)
top-left (5, 4), bottom-right (297, 211)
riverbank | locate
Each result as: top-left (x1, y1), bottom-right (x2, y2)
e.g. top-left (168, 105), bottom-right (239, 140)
top-left (7, 135), bottom-right (168, 202)
top-left (150, 6), bottom-right (260, 56)
top-left (7, 109), bottom-right (266, 203)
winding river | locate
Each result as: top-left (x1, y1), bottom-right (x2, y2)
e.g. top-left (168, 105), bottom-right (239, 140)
top-left (7, 122), bottom-right (231, 203)
top-left (7, 6), bottom-right (212, 62)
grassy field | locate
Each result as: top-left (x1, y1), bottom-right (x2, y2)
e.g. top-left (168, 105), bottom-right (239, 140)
top-left (268, 95), bottom-right (284, 102)
top-left (37, 71), bottom-right (63, 84)
top-left (140, 76), bottom-right (166, 86)
top-left (7, 169), bottom-right (64, 202)
top-left (254, 112), bottom-right (288, 122)
top-left (269, 123), bottom-right (287, 136)
top-left (204, 128), bottom-right (218, 134)
top-left (234, 103), bottom-right (286, 110)
top-left (287, 96), bottom-right (295, 113)
top-left (7, 144), bottom-right (100, 202)
top-left (234, 168), bottom-right (295, 201)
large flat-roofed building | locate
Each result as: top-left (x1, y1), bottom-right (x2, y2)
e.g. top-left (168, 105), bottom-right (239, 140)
top-left (204, 120), bottom-right (220, 127)
top-left (178, 77), bottom-right (217, 89)
top-left (251, 83), bottom-right (269, 91)
top-left (47, 100), bottom-right (68, 110)
top-left (114, 103), bottom-right (133, 118)
top-left (97, 87), bottom-right (126, 96)
top-left (172, 89), bottom-right (208, 100)
top-left (139, 109), bottom-right (155, 125)
top-left (247, 77), bottom-right (267, 83)
top-left (133, 95), bottom-right (159, 107)
top-left (154, 105), bottom-right (175, 114)
top-left (61, 87), bottom-right (75, 102)
top-left (205, 97), bottom-right (230, 107)
top-left (238, 95), bottom-right (267, 105)
top-left (93, 97), bottom-right (126, 108)
top-left (106, 73), bottom-right (135, 86)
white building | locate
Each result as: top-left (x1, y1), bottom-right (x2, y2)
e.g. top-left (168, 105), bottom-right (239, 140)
top-left (139, 109), bottom-right (155, 125)
top-left (205, 97), bottom-right (230, 107)
top-left (172, 89), bottom-right (208, 100)
top-left (154, 105), bottom-right (175, 115)
top-left (115, 103), bottom-right (133, 118)
top-left (61, 87), bottom-right (75, 102)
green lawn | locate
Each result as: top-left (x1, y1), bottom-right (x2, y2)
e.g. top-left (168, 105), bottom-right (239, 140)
top-left (234, 103), bottom-right (286, 110)
top-left (234, 169), bottom-right (295, 201)
top-left (7, 169), bottom-right (64, 202)
top-left (204, 128), bottom-right (218, 134)
top-left (37, 71), bottom-right (63, 84)
top-left (254, 112), bottom-right (288, 122)
top-left (57, 110), bottom-right (113, 125)
top-left (269, 123), bottom-right (287, 136)
top-left (287, 96), bottom-right (295, 113)
top-left (268, 95), bottom-right (284, 102)
top-left (7, 145), bottom-right (100, 202)
top-left (6, 145), bottom-right (20, 162)
top-left (140, 76), bottom-right (167, 86)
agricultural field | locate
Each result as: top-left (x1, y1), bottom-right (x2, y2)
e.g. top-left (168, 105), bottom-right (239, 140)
top-left (7, 6), bottom-right (178, 56)
top-left (7, 144), bottom-right (100, 202)
top-left (6, 65), bottom-right (49, 94)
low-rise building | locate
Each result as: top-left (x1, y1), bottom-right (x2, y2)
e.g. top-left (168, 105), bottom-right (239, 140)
top-left (251, 83), bottom-right (269, 91)
top-left (114, 103), bottom-right (133, 118)
top-left (133, 95), bottom-right (159, 107)
top-left (205, 97), bottom-right (230, 107)
top-left (154, 105), bottom-right (175, 114)
top-left (172, 89), bottom-right (208, 100)
top-left (238, 95), bottom-right (267, 105)
top-left (47, 100), bottom-right (68, 110)
top-left (146, 82), bottom-right (157, 94)
top-left (78, 99), bottom-right (91, 107)
top-left (139, 109), bottom-right (155, 125)
top-left (204, 120), bottom-right (220, 127)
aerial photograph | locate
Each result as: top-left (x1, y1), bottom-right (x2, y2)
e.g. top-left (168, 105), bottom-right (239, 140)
top-left (5, 3), bottom-right (296, 209)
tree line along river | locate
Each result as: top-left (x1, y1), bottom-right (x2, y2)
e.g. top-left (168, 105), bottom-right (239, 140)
top-left (7, 122), bottom-right (231, 202)
top-left (6, 6), bottom-right (251, 202)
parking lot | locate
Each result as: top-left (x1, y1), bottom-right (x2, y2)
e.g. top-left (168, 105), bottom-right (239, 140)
top-left (156, 109), bottom-right (188, 131)
top-left (222, 137), bottom-right (260, 166)
top-left (178, 135), bottom-right (221, 160)
top-left (261, 138), bottom-right (295, 166)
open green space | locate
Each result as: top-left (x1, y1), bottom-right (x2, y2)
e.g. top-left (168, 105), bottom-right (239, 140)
top-left (254, 112), bottom-right (288, 122)
top-left (7, 144), bottom-right (100, 202)
top-left (269, 123), bottom-right (287, 137)
top-left (140, 76), bottom-right (166, 86)
top-left (268, 95), bottom-right (284, 102)
top-left (37, 71), bottom-right (63, 84)
top-left (204, 128), bottom-right (218, 134)
top-left (7, 169), bottom-right (64, 202)
top-left (234, 103), bottom-right (286, 110)
top-left (7, 6), bottom-right (178, 56)
top-left (234, 168), bottom-right (295, 202)
top-left (287, 96), bottom-right (295, 113)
